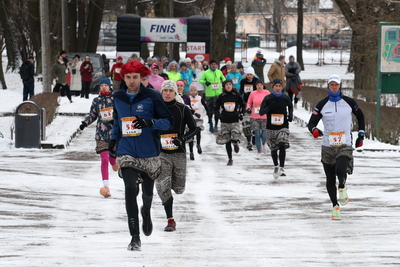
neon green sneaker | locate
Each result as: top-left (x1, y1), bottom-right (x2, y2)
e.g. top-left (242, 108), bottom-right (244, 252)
top-left (332, 205), bottom-right (341, 220)
top-left (338, 187), bottom-right (349, 206)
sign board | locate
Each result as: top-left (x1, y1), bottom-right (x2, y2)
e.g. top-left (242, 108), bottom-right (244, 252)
top-left (140, 18), bottom-right (187, 42)
top-left (187, 42), bottom-right (206, 54)
top-left (380, 26), bottom-right (400, 73)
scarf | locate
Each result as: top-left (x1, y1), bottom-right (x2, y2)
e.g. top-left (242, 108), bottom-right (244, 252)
top-left (328, 88), bottom-right (341, 102)
top-left (272, 90), bottom-right (283, 97)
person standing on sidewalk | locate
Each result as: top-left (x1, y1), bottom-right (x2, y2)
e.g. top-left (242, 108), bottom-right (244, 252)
top-left (308, 74), bottom-right (365, 220)
top-left (79, 77), bottom-right (119, 198)
top-left (199, 59), bottom-right (226, 133)
top-left (246, 79), bottom-right (270, 158)
top-left (156, 80), bottom-right (198, 232)
top-left (259, 78), bottom-right (293, 178)
top-left (214, 79), bottom-right (245, 166)
top-left (51, 55), bottom-right (73, 103)
top-left (109, 60), bottom-right (174, 251)
top-left (80, 55), bottom-right (94, 98)
top-left (20, 56), bottom-right (35, 101)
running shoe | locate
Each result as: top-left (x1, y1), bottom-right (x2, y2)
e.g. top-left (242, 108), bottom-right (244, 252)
top-left (233, 142), bottom-right (240, 153)
top-left (141, 206), bottom-right (153, 236)
top-left (213, 125), bottom-right (218, 132)
top-left (273, 166), bottom-right (279, 179)
top-left (257, 152), bottom-right (262, 159)
top-left (262, 144), bottom-right (267, 154)
top-left (209, 122), bottom-right (214, 133)
top-left (227, 159), bottom-right (233, 166)
top-left (190, 152), bottom-right (195, 160)
top-left (100, 186), bottom-right (111, 198)
top-left (332, 205), bottom-right (341, 220)
top-left (338, 187), bottom-right (349, 206)
top-left (279, 167), bottom-right (286, 176)
top-left (164, 218), bottom-right (176, 232)
top-left (196, 144), bottom-right (202, 154)
top-left (247, 142), bottom-right (253, 151)
top-left (127, 235), bottom-right (141, 251)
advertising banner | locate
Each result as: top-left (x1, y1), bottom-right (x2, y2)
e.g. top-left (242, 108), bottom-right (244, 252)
top-left (140, 18), bottom-right (187, 42)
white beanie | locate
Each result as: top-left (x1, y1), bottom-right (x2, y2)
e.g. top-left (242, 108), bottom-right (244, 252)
top-left (245, 66), bottom-right (255, 75)
top-left (161, 80), bottom-right (178, 93)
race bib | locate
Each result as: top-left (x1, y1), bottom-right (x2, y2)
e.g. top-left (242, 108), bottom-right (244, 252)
top-left (160, 133), bottom-right (178, 150)
top-left (329, 131), bottom-right (346, 147)
top-left (271, 114), bottom-right (284, 125)
top-left (232, 78), bottom-right (238, 85)
top-left (191, 99), bottom-right (199, 110)
top-left (211, 83), bottom-right (219, 90)
top-left (100, 107), bottom-right (113, 121)
top-left (224, 102), bottom-right (235, 112)
top-left (121, 117), bottom-right (142, 137)
top-left (244, 84), bottom-right (253, 93)
top-left (115, 68), bottom-right (121, 74)
top-left (253, 105), bottom-right (260, 115)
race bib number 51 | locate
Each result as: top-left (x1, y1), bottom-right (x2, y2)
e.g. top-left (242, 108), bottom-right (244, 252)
top-left (121, 117), bottom-right (142, 137)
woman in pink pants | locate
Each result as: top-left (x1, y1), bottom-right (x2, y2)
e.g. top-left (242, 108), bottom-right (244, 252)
top-left (79, 77), bottom-right (119, 197)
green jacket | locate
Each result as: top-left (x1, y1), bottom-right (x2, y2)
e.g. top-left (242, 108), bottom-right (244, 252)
top-left (51, 61), bottom-right (67, 85)
top-left (166, 71), bottom-right (181, 82)
top-left (199, 69), bottom-right (226, 97)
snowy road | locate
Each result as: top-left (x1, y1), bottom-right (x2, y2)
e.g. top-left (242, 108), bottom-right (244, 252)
top-left (1, 121), bottom-right (400, 266)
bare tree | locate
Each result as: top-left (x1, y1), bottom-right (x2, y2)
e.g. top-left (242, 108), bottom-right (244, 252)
top-left (211, 0), bottom-right (226, 61)
top-left (226, 0), bottom-right (236, 61)
top-left (297, 0), bottom-right (304, 70)
top-left (334, 0), bottom-right (400, 91)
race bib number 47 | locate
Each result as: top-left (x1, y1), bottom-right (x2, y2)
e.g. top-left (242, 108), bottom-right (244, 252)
top-left (121, 117), bottom-right (142, 137)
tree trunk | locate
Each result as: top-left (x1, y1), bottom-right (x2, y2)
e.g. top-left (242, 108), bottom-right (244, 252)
top-left (297, 0), bottom-right (304, 70)
top-left (28, 0), bottom-right (42, 75)
top-left (211, 0), bottom-right (225, 62)
top-left (226, 0), bottom-right (235, 62)
top-left (0, 0), bottom-right (20, 71)
top-left (153, 0), bottom-right (169, 58)
top-left (85, 0), bottom-right (106, 53)
top-left (67, 0), bottom-right (77, 52)
top-left (0, 39), bottom-right (7, 89)
top-left (76, 0), bottom-right (85, 52)
top-left (273, 0), bottom-right (282, 53)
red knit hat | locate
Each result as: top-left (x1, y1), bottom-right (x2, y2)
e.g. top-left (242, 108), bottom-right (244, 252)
top-left (120, 61), bottom-right (151, 78)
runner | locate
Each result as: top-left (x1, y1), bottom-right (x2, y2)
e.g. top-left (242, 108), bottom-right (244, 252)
top-left (308, 74), bottom-right (365, 220)
top-left (246, 79), bottom-right (270, 159)
top-left (188, 83), bottom-right (210, 160)
top-left (79, 77), bottom-right (119, 197)
top-left (214, 79), bottom-right (245, 166)
top-left (259, 78), bottom-right (293, 178)
top-left (109, 60), bottom-right (174, 251)
top-left (156, 80), bottom-right (198, 232)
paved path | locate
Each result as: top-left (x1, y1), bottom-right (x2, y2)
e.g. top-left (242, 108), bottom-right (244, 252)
top-left (1, 121), bottom-right (399, 266)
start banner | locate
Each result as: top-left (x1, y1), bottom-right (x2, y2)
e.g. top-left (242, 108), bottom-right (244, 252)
top-left (140, 18), bottom-right (187, 42)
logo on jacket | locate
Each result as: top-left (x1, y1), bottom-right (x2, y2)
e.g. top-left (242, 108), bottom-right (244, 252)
top-left (136, 104), bottom-right (144, 112)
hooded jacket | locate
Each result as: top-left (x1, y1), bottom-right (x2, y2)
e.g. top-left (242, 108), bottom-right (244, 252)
top-left (268, 59), bottom-right (286, 88)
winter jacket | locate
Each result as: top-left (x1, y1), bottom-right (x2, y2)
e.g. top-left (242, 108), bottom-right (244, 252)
top-left (80, 61), bottom-right (94, 82)
top-left (239, 77), bottom-right (257, 103)
top-left (69, 61), bottom-right (82, 90)
top-left (246, 89), bottom-right (271, 119)
top-left (251, 57), bottom-right (267, 81)
top-left (199, 69), bottom-right (226, 97)
top-left (189, 94), bottom-right (209, 120)
top-left (21, 61), bottom-right (35, 84)
top-left (111, 85), bottom-right (174, 158)
top-left (308, 95), bottom-right (365, 147)
top-left (180, 69), bottom-right (193, 93)
top-left (110, 62), bottom-right (124, 81)
top-left (82, 93), bottom-right (114, 141)
top-left (259, 93), bottom-right (293, 130)
top-left (268, 59), bottom-right (286, 88)
top-left (51, 60), bottom-right (68, 85)
top-left (148, 74), bottom-right (165, 91)
top-left (214, 90), bottom-right (245, 124)
top-left (226, 71), bottom-right (243, 90)
top-left (158, 100), bottom-right (198, 154)
top-left (285, 61), bottom-right (302, 95)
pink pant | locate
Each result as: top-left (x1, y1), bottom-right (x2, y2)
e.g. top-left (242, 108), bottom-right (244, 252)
top-left (100, 151), bottom-right (117, 181)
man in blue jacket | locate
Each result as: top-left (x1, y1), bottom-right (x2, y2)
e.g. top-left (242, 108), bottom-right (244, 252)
top-left (109, 60), bottom-right (174, 251)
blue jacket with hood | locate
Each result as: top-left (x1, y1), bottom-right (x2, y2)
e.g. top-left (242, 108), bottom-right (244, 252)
top-left (111, 85), bottom-right (174, 158)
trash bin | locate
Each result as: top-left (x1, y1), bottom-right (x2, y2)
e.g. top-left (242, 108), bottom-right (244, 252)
top-left (15, 101), bottom-right (41, 148)
top-left (248, 34), bottom-right (261, 48)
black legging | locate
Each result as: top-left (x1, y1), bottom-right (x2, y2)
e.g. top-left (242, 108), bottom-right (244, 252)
top-left (188, 132), bottom-right (201, 152)
top-left (121, 168), bottom-right (154, 236)
top-left (226, 141), bottom-right (233, 159)
top-left (81, 81), bottom-right (91, 98)
top-left (53, 83), bottom-right (72, 101)
top-left (271, 142), bottom-right (286, 167)
top-left (323, 156), bottom-right (349, 207)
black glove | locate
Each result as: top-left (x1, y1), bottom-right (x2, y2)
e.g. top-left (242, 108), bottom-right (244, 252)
top-left (108, 140), bottom-right (117, 158)
top-left (246, 108), bottom-right (252, 114)
top-left (287, 115), bottom-right (293, 122)
top-left (194, 113), bottom-right (201, 118)
top-left (172, 136), bottom-right (185, 147)
top-left (355, 131), bottom-right (364, 148)
top-left (215, 110), bottom-right (221, 120)
top-left (312, 127), bottom-right (323, 138)
top-left (132, 116), bottom-right (154, 129)
top-left (205, 81), bottom-right (211, 86)
top-left (79, 122), bottom-right (86, 131)
top-left (239, 113), bottom-right (243, 121)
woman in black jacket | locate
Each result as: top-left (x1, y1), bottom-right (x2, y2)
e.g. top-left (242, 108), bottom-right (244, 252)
top-left (214, 79), bottom-right (245, 166)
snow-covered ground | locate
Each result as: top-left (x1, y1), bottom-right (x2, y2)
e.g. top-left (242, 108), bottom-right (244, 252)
top-left (0, 47), bottom-right (399, 266)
